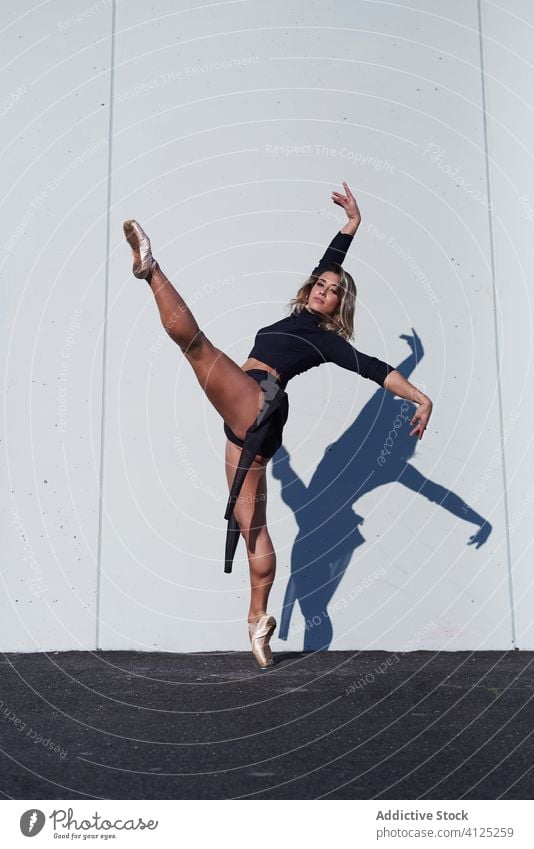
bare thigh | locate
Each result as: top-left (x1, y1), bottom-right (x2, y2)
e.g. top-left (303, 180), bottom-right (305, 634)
top-left (183, 334), bottom-right (265, 441)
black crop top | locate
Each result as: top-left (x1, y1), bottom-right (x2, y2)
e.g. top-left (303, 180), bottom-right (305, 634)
top-left (247, 230), bottom-right (396, 391)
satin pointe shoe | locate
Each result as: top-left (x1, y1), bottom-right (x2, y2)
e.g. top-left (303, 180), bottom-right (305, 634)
top-left (123, 219), bottom-right (158, 281)
top-left (248, 614), bottom-right (277, 669)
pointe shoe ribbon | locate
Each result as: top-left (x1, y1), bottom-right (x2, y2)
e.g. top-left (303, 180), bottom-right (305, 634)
top-left (248, 614), bottom-right (276, 668)
top-left (123, 219), bottom-right (157, 280)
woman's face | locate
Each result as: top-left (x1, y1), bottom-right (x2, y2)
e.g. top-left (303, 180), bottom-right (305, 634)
top-left (307, 271), bottom-right (341, 317)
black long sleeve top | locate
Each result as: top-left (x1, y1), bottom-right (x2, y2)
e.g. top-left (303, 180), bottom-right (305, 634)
top-left (247, 231), bottom-right (396, 391)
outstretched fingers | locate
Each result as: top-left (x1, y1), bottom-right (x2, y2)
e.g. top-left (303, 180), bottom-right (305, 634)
top-left (331, 181), bottom-right (360, 220)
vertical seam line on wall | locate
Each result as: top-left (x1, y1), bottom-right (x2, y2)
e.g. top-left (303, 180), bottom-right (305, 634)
top-left (96, 0), bottom-right (117, 650)
top-left (477, 0), bottom-right (517, 648)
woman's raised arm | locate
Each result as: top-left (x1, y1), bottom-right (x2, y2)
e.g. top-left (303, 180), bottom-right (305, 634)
top-left (311, 181), bottom-right (362, 274)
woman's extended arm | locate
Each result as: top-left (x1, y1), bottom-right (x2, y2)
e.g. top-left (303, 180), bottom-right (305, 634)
top-left (383, 369), bottom-right (433, 440)
top-left (312, 182), bottom-right (362, 272)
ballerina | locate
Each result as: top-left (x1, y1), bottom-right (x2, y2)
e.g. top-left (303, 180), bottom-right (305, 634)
top-left (123, 181), bottom-right (433, 667)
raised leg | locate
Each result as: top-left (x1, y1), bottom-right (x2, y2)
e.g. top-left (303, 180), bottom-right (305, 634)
top-left (123, 219), bottom-right (266, 440)
top-left (148, 264), bottom-right (266, 440)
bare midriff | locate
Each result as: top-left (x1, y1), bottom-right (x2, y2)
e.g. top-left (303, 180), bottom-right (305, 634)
top-left (239, 357), bottom-right (281, 380)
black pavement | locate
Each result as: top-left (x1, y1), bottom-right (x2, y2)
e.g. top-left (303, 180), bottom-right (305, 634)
top-left (0, 650), bottom-right (532, 799)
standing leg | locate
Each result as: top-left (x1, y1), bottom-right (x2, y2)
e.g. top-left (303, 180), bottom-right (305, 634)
top-left (225, 440), bottom-right (277, 667)
top-left (224, 441), bottom-right (276, 621)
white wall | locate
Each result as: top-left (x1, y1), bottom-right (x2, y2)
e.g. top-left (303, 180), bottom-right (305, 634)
top-left (1, 0), bottom-right (532, 652)
top-left (1, 0), bottom-right (112, 651)
top-left (482, 0), bottom-right (534, 648)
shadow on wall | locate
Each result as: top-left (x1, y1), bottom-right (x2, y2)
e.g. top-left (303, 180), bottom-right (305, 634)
top-left (272, 329), bottom-right (492, 651)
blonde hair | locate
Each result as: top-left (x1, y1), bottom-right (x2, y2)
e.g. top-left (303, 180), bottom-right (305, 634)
top-left (286, 262), bottom-right (357, 340)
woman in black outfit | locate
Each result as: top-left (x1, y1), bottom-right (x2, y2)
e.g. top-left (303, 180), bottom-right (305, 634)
top-left (123, 182), bottom-right (433, 668)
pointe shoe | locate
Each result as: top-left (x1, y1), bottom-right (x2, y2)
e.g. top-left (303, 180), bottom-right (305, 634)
top-left (123, 219), bottom-right (157, 280)
top-left (248, 613), bottom-right (277, 668)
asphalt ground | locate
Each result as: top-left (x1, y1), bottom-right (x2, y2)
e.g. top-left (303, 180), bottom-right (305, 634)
top-left (0, 650), bottom-right (532, 799)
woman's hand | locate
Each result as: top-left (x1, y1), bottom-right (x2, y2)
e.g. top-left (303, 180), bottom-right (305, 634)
top-left (331, 181), bottom-right (361, 226)
top-left (410, 397), bottom-right (433, 440)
